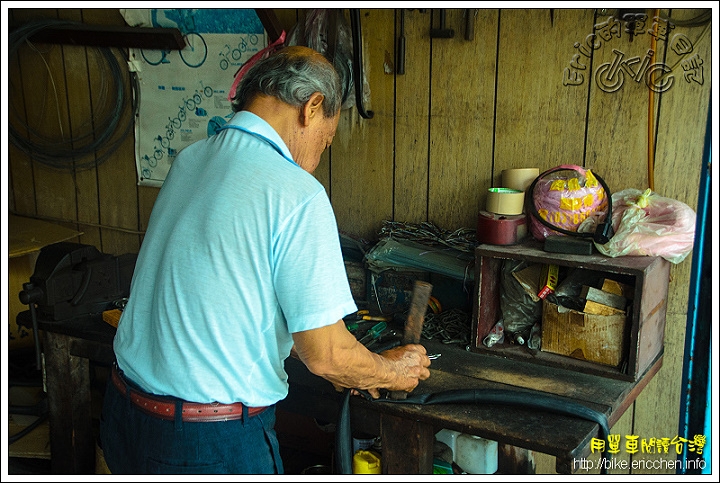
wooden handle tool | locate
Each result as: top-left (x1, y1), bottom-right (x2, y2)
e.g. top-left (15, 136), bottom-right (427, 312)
top-left (390, 280), bottom-right (433, 400)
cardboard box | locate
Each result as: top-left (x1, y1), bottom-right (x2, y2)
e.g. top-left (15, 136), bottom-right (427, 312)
top-left (540, 299), bottom-right (627, 367)
top-left (511, 263), bottom-right (542, 302)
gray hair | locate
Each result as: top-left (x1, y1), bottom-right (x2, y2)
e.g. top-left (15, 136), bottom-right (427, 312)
top-left (231, 48), bottom-right (342, 117)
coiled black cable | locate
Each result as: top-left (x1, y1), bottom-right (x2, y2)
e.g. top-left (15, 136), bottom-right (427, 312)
top-left (9, 18), bottom-right (138, 171)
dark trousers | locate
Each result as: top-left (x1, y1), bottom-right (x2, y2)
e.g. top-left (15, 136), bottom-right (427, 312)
top-left (99, 372), bottom-right (283, 474)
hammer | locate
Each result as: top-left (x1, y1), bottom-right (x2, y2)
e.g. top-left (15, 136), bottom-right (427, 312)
top-left (430, 9), bottom-right (454, 39)
top-left (390, 280), bottom-right (433, 400)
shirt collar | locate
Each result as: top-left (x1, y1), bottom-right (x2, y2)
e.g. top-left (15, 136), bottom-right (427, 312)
top-left (224, 111), bottom-right (295, 165)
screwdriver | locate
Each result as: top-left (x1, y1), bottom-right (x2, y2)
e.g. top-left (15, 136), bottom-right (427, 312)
top-left (352, 310), bottom-right (392, 322)
top-left (358, 321), bottom-right (387, 345)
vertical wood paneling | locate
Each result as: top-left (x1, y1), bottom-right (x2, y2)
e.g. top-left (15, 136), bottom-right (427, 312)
top-left (580, 10), bottom-right (709, 473)
top-left (81, 9), bottom-right (141, 255)
top-left (393, 8), bottom-right (431, 224)
top-left (6, 8), bottom-right (711, 475)
top-left (331, 9), bottom-right (396, 240)
top-left (629, 12), bottom-right (710, 454)
top-left (494, 10), bottom-right (594, 184)
top-left (630, 313), bottom-right (687, 474)
top-left (652, 8), bottom-right (711, 317)
top-left (137, 188), bottom-right (159, 235)
top-left (56, 9), bottom-right (101, 248)
top-left (429, 8), bottom-right (497, 230)
top-left (585, 11), bottom-right (660, 192)
top-left (8, 9), bottom-right (38, 215)
top-left (16, 10), bottom-right (78, 225)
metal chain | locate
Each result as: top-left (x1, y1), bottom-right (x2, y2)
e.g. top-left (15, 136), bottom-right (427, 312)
top-left (418, 308), bottom-right (472, 346)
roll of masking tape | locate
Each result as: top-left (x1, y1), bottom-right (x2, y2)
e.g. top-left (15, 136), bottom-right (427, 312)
top-left (476, 211), bottom-right (527, 245)
top-left (501, 168), bottom-right (540, 192)
top-left (486, 188), bottom-right (525, 215)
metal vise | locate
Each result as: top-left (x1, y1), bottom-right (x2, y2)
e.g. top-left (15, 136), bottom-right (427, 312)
top-left (18, 241), bottom-right (136, 322)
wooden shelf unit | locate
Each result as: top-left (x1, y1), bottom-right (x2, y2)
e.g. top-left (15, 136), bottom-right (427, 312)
top-left (471, 240), bottom-right (670, 381)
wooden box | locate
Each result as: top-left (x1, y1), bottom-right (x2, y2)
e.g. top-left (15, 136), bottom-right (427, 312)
top-left (540, 300), bottom-right (627, 367)
top-left (471, 239), bottom-right (670, 381)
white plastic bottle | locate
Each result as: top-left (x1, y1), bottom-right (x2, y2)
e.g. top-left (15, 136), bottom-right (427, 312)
top-left (434, 429), bottom-right (461, 461)
top-left (454, 433), bottom-right (498, 474)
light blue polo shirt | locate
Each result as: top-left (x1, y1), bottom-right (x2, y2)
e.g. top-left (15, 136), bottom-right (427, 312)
top-left (113, 111), bottom-right (357, 406)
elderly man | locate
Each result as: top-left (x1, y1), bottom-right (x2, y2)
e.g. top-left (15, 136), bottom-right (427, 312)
top-left (99, 45), bottom-right (431, 474)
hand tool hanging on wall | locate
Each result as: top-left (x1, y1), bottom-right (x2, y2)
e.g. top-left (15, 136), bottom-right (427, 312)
top-left (465, 9), bottom-right (476, 40)
top-left (350, 9), bottom-right (374, 119)
top-left (430, 8), bottom-right (454, 38)
top-left (396, 9), bottom-right (406, 75)
top-left (283, 9), bottom-right (355, 110)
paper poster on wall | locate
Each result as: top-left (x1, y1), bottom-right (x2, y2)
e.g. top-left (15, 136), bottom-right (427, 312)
top-left (120, 9), bottom-right (266, 187)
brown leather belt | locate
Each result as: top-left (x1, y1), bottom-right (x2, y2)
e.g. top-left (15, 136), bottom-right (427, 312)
top-left (111, 365), bottom-right (267, 422)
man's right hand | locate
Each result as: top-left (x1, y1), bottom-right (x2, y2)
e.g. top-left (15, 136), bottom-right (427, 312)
top-left (292, 320), bottom-right (431, 399)
top-left (376, 343), bottom-right (431, 394)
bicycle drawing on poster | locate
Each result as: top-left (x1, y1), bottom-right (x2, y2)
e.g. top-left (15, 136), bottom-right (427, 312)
top-left (121, 8), bottom-right (266, 187)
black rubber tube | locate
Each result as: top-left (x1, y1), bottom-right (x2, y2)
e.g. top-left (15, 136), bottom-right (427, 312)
top-left (9, 413), bottom-right (48, 446)
top-left (336, 389), bottom-right (354, 474)
top-left (336, 386), bottom-right (611, 475)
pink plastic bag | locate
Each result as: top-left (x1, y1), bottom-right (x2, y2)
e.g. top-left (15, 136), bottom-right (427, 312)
top-left (595, 188), bottom-right (696, 264)
top-left (528, 165), bottom-right (610, 241)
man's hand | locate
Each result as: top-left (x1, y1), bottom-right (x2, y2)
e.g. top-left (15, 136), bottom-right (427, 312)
top-left (374, 343), bottom-right (431, 395)
top-left (328, 343), bottom-right (431, 399)
top-left (293, 321), bottom-right (431, 399)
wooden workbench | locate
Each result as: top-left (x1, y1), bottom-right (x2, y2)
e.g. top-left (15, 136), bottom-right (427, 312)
top-left (282, 337), bottom-right (660, 474)
top-left (18, 312), bottom-right (659, 474)
top-left (16, 312), bottom-right (116, 474)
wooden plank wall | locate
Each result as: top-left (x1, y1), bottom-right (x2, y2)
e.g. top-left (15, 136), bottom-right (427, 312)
top-left (7, 8), bottom-right (712, 475)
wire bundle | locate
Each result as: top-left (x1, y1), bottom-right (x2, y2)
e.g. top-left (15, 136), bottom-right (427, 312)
top-left (378, 220), bottom-right (477, 253)
top-left (8, 18), bottom-right (138, 170)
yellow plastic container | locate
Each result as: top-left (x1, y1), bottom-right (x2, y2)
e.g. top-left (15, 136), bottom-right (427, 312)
top-left (352, 450), bottom-right (381, 474)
